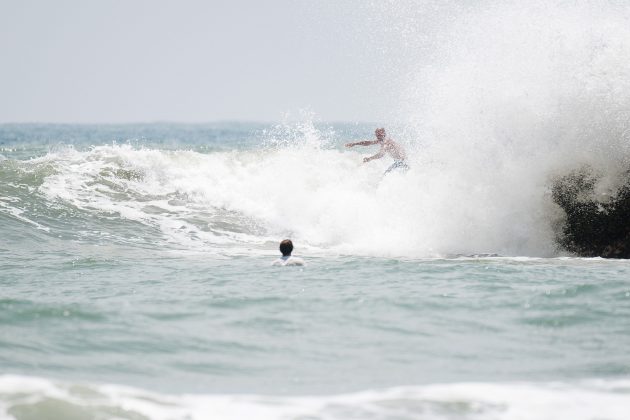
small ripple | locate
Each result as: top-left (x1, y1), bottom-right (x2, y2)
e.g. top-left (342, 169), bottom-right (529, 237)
top-left (0, 300), bottom-right (107, 323)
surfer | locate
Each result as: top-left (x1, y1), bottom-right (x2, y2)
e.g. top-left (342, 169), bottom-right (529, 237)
top-left (271, 239), bottom-right (306, 266)
top-left (345, 128), bottom-right (409, 174)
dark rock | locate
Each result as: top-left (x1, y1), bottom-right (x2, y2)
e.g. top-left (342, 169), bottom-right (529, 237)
top-left (551, 166), bottom-right (630, 258)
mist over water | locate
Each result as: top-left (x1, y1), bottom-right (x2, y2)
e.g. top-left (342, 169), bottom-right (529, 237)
top-left (347, 0), bottom-right (630, 257)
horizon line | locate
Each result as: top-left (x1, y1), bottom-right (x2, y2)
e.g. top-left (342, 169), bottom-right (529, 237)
top-left (0, 119), bottom-right (380, 126)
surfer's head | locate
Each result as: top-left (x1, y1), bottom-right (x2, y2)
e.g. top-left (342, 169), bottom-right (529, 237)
top-left (375, 128), bottom-right (386, 141)
top-left (279, 239), bottom-right (293, 257)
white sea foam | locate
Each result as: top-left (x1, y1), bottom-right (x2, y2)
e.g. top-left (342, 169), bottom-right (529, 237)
top-left (0, 200), bottom-right (50, 232)
top-left (34, 138), bottom-right (549, 258)
top-left (27, 128), bottom-right (614, 258)
top-left (1, 375), bottom-right (629, 420)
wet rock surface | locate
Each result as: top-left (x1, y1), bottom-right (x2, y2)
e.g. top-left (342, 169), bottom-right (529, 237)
top-left (552, 167), bottom-right (630, 258)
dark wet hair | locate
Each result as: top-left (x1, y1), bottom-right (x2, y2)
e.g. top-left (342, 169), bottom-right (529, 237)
top-left (280, 239), bottom-right (293, 256)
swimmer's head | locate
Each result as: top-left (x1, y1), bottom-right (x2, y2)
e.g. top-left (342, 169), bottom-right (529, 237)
top-left (375, 128), bottom-right (386, 140)
top-left (280, 239), bottom-right (293, 256)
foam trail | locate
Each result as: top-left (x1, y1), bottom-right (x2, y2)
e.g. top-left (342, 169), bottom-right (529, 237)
top-left (1, 375), bottom-right (629, 420)
top-left (0, 200), bottom-right (50, 232)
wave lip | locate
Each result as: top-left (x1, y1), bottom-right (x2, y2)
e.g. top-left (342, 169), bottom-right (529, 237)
top-left (1, 375), bottom-right (629, 420)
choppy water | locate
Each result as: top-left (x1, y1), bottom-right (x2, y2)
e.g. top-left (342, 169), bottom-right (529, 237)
top-left (1, 122), bottom-right (630, 419)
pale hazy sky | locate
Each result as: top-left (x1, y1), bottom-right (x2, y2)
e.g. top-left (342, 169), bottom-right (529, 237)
top-left (0, 0), bottom-right (450, 123)
top-left (7, 1), bottom-right (627, 125)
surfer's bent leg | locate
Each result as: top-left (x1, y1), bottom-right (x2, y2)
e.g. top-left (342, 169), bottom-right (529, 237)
top-left (384, 160), bottom-right (410, 175)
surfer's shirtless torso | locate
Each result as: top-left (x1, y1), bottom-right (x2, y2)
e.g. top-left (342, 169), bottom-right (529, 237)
top-left (345, 128), bottom-right (408, 172)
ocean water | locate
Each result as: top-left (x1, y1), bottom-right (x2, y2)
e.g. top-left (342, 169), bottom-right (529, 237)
top-left (1, 122), bottom-right (630, 420)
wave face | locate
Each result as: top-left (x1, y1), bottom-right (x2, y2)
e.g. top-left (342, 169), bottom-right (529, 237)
top-left (0, 123), bottom-right (627, 259)
top-left (1, 375), bottom-right (629, 420)
top-left (0, 137), bottom-right (555, 258)
top-left (0, 120), bottom-right (553, 258)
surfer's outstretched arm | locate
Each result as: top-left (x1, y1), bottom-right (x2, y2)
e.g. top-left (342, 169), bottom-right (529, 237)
top-left (345, 140), bottom-right (380, 147)
top-left (363, 150), bottom-right (385, 163)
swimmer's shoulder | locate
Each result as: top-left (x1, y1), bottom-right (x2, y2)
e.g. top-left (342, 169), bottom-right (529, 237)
top-left (284, 256), bottom-right (305, 266)
top-left (271, 258), bottom-right (284, 266)
top-left (271, 256), bottom-right (305, 266)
